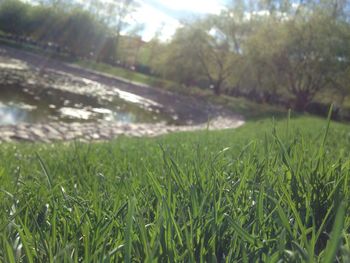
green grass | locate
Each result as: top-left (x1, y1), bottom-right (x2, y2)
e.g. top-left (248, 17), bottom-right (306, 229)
top-left (75, 60), bottom-right (163, 87)
top-left (0, 116), bottom-right (350, 262)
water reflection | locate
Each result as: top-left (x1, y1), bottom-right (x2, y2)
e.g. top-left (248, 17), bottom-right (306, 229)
top-left (0, 103), bottom-right (30, 125)
top-left (0, 57), bottom-right (169, 126)
top-left (0, 58), bottom-right (29, 70)
top-left (0, 82), bottom-right (166, 126)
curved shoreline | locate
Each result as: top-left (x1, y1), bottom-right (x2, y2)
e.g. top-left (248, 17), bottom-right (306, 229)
top-left (0, 117), bottom-right (245, 143)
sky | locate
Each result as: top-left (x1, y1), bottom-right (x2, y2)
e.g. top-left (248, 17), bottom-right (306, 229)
top-left (133, 0), bottom-right (228, 41)
top-left (25, 0), bottom-right (228, 41)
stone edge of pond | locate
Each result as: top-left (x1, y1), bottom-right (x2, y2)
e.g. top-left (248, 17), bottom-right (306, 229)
top-left (0, 118), bottom-right (245, 143)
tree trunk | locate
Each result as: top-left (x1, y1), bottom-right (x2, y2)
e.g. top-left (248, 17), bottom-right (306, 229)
top-left (213, 79), bottom-right (222, 96)
top-left (214, 85), bottom-right (221, 95)
top-left (294, 91), bottom-right (311, 112)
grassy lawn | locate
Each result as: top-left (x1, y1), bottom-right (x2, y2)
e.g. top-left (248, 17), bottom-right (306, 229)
top-left (1, 116), bottom-right (349, 261)
top-left (76, 60), bottom-right (163, 87)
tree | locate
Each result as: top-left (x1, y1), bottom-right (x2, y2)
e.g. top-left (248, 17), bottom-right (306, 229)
top-left (162, 18), bottom-right (240, 95)
top-left (140, 25), bottom-right (165, 72)
top-left (194, 17), bottom-right (241, 95)
top-left (0, 0), bottom-right (28, 35)
top-left (59, 9), bottom-right (107, 57)
top-left (245, 5), bottom-right (350, 110)
top-left (208, 8), bottom-right (253, 96)
top-left (157, 26), bottom-right (204, 87)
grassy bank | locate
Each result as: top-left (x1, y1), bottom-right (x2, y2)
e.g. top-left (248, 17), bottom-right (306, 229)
top-left (76, 60), bottom-right (161, 87)
top-left (75, 60), bottom-right (350, 121)
top-left (75, 60), bottom-right (288, 120)
top-left (73, 60), bottom-right (349, 121)
top-left (1, 116), bottom-right (349, 261)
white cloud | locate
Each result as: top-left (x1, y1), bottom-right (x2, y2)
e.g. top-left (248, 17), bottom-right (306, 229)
top-left (133, 0), bottom-right (225, 41)
top-left (156, 0), bottom-right (224, 14)
top-left (133, 2), bottom-right (181, 41)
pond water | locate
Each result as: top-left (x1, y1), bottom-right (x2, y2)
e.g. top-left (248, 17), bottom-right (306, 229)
top-left (0, 58), bottom-right (169, 126)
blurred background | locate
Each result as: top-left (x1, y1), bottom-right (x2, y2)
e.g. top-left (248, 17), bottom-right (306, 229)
top-left (0, 0), bottom-right (349, 129)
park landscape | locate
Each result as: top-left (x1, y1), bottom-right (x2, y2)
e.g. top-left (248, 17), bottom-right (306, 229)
top-left (0, 0), bottom-right (350, 262)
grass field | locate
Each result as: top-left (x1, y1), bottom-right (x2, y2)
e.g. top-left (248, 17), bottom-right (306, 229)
top-left (0, 115), bottom-right (349, 262)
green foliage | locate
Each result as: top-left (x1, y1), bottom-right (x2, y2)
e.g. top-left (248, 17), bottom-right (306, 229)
top-left (157, 18), bottom-right (241, 95)
top-left (155, 26), bottom-right (206, 87)
top-left (153, 0), bottom-right (350, 110)
top-left (246, 9), bottom-right (350, 110)
top-left (0, 0), bottom-right (27, 35)
top-left (0, 117), bottom-right (349, 261)
top-left (0, 0), bottom-right (115, 58)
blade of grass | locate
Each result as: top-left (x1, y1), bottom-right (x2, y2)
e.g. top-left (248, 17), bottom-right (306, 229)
top-left (125, 197), bottom-right (136, 263)
top-left (322, 201), bottom-right (346, 263)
